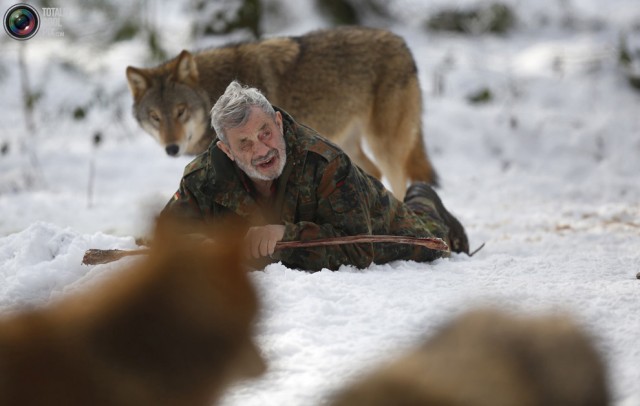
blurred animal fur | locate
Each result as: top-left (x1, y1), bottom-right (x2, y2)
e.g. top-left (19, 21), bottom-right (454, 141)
top-left (0, 218), bottom-right (265, 406)
top-left (330, 309), bottom-right (610, 406)
top-left (126, 26), bottom-right (437, 199)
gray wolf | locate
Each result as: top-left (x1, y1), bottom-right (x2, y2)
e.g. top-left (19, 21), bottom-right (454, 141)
top-left (330, 309), bottom-right (610, 406)
top-left (126, 26), bottom-right (438, 199)
top-left (0, 219), bottom-right (264, 406)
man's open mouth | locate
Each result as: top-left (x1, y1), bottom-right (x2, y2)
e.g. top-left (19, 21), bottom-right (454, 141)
top-left (254, 151), bottom-right (278, 169)
top-left (257, 156), bottom-right (276, 169)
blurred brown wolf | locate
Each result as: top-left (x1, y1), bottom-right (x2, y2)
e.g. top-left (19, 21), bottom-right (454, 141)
top-left (0, 219), bottom-right (265, 406)
top-left (126, 26), bottom-right (437, 199)
top-left (330, 309), bottom-right (610, 406)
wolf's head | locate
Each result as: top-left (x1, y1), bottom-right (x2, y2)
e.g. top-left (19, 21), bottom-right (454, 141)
top-left (127, 51), bottom-right (212, 157)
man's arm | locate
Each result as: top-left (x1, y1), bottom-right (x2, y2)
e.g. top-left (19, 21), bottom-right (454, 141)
top-left (275, 154), bottom-right (377, 271)
top-left (162, 179), bottom-right (206, 224)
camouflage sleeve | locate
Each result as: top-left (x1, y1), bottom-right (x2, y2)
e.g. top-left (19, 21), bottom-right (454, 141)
top-left (276, 153), bottom-right (376, 271)
top-left (162, 178), bottom-right (205, 224)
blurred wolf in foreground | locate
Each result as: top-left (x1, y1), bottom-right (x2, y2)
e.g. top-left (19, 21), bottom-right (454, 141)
top-left (126, 26), bottom-right (437, 199)
top-left (330, 309), bottom-right (610, 406)
top-left (0, 219), bottom-right (264, 406)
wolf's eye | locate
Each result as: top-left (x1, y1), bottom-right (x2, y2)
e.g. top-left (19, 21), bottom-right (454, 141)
top-left (176, 104), bottom-right (187, 119)
top-left (149, 111), bottom-right (161, 123)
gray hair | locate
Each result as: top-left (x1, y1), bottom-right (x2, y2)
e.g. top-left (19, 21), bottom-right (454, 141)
top-left (210, 81), bottom-right (276, 144)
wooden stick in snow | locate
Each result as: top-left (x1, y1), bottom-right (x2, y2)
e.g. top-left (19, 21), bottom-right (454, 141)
top-left (81, 235), bottom-right (449, 266)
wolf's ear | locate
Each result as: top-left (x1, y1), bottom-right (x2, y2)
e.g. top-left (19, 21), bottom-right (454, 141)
top-left (175, 50), bottom-right (199, 86)
top-left (126, 66), bottom-right (150, 99)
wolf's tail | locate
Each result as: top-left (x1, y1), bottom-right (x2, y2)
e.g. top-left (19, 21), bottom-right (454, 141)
top-left (406, 127), bottom-right (439, 186)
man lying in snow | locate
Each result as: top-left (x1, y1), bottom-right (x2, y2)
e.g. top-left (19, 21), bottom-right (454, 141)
top-left (164, 81), bottom-right (469, 272)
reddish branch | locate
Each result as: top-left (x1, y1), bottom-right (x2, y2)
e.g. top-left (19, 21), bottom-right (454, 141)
top-left (82, 235), bottom-right (449, 266)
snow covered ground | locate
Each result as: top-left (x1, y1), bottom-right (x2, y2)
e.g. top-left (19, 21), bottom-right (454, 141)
top-left (1, 0), bottom-right (639, 404)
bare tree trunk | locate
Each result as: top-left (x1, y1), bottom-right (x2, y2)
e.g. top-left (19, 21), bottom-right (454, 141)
top-left (18, 44), bottom-right (43, 188)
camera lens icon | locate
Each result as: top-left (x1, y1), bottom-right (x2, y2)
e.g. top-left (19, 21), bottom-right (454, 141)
top-left (4, 3), bottom-right (40, 40)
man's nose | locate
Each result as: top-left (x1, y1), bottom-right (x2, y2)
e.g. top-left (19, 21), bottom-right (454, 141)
top-left (253, 140), bottom-right (270, 157)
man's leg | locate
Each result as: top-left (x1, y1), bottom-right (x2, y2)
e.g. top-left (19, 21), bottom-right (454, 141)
top-left (404, 183), bottom-right (469, 254)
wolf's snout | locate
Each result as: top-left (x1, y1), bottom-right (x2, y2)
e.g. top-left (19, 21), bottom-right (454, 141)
top-left (165, 144), bottom-right (180, 156)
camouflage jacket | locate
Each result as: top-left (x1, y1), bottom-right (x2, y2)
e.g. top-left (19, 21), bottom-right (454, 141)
top-left (164, 108), bottom-right (447, 272)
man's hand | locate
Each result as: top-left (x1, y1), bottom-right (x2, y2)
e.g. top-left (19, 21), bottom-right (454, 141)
top-left (244, 225), bottom-right (286, 259)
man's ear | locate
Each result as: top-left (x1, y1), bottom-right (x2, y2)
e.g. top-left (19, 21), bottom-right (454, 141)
top-left (275, 111), bottom-right (283, 133)
top-left (217, 140), bottom-right (234, 161)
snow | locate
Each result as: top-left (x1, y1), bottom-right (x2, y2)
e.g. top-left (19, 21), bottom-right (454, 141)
top-left (1, 0), bottom-right (639, 405)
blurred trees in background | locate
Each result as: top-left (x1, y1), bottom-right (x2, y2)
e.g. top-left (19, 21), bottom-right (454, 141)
top-left (315, 0), bottom-right (391, 26)
top-left (425, 3), bottom-right (515, 35)
top-left (1, 0), bottom-right (639, 134)
top-left (1, 0), bottom-right (639, 191)
top-left (190, 0), bottom-right (261, 39)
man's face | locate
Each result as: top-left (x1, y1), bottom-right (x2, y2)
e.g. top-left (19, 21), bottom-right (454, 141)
top-left (218, 107), bottom-right (287, 182)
